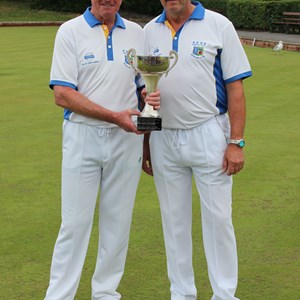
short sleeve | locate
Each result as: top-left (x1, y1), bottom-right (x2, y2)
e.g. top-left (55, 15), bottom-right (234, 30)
top-left (49, 26), bottom-right (78, 90)
top-left (220, 22), bottom-right (252, 84)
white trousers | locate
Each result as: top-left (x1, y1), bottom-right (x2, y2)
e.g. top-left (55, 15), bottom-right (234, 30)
top-left (150, 115), bottom-right (240, 300)
top-left (45, 121), bottom-right (143, 300)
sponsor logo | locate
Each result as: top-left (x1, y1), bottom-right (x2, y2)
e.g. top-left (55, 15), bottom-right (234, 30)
top-left (153, 47), bottom-right (161, 56)
top-left (82, 52), bottom-right (99, 66)
top-left (84, 53), bottom-right (95, 60)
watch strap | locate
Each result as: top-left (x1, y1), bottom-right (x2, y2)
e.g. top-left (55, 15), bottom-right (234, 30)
top-left (228, 139), bottom-right (245, 148)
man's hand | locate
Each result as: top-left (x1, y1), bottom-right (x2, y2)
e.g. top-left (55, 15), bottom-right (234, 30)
top-left (223, 144), bottom-right (244, 176)
top-left (142, 89), bottom-right (161, 111)
top-left (113, 109), bottom-right (143, 134)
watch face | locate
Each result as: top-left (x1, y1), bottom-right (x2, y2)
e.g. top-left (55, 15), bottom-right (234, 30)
top-left (239, 140), bottom-right (245, 147)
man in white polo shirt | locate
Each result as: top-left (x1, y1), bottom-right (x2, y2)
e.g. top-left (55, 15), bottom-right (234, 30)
top-left (142, 1), bottom-right (252, 300)
top-left (44, 1), bottom-right (160, 299)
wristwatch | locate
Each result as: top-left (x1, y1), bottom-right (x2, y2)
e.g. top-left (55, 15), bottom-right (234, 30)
top-left (228, 139), bottom-right (245, 148)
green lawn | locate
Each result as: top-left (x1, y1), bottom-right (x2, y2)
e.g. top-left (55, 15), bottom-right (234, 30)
top-left (0, 0), bottom-right (78, 21)
top-left (0, 26), bottom-right (299, 300)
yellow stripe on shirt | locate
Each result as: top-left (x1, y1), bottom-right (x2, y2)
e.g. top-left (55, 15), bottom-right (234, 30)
top-left (165, 21), bottom-right (176, 38)
top-left (102, 25), bottom-right (109, 39)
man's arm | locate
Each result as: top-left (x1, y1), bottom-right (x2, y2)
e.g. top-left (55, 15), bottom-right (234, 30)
top-left (223, 79), bottom-right (246, 175)
top-left (137, 88), bottom-right (160, 176)
top-left (142, 132), bottom-right (153, 175)
top-left (53, 85), bottom-right (142, 133)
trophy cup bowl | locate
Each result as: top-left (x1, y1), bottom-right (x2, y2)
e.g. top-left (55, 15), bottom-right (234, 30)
top-left (127, 49), bottom-right (178, 131)
top-left (137, 56), bottom-right (170, 73)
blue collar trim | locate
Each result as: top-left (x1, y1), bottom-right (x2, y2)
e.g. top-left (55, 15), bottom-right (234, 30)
top-left (83, 7), bottom-right (125, 29)
top-left (156, 1), bottom-right (205, 23)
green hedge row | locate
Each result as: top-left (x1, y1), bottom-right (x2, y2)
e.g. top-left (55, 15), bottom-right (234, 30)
top-left (201, 0), bottom-right (300, 31)
top-left (227, 0), bottom-right (300, 31)
top-left (30, 0), bottom-right (91, 13)
top-left (198, 0), bottom-right (228, 16)
top-left (30, 0), bottom-right (162, 14)
top-left (123, 0), bottom-right (300, 29)
top-left (122, 0), bottom-right (162, 15)
top-left (30, 0), bottom-right (300, 31)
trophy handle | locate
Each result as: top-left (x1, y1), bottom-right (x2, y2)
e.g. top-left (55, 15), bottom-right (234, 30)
top-left (165, 50), bottom-right (178, 77)
top-left (127, 48), bottom-right (138, 73)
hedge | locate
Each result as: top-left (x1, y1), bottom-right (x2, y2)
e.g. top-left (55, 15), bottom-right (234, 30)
top-left (30, 0), bottom-right (91, 13)
top-left (227, 0), bottom-right (300, 31)
top-left (199, 0), bottom-right (228, 16)
top-left (30, 0), bottom-right (300, 32)
top-left (30, 0), bottom-right (162, 14)
top-left (122, 0), bottom-right (162, 15)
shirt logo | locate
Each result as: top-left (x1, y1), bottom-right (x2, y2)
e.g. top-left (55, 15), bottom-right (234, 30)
top-left (153, 47), bottom-right (161, 56)
top-left (191, 41), bottom-right (207, 59)
top-left (84, 53), bottom-right (95, 60)
top-left (123, 49), bottom-right (132, 68)
top-left (82, 52), bottom-right (99, 66)
top-left (147, 47), bottom-right (162, 57)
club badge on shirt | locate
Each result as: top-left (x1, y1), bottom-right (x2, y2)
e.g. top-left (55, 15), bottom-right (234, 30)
top-left (191, 41), bottom-right (207, 59)
top-left (123, 49), bottom-right (133, 68)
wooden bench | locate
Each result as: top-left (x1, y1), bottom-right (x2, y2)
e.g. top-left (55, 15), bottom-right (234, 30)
top-left (271, 12), bottom-right (300, 33)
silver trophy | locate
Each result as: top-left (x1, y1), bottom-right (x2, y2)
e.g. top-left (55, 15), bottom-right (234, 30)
top-left (127, 48), bottom-right (178, 131)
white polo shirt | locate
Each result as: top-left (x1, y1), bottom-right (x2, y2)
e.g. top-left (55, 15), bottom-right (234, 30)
top-left (50, 7), bottom-right (144, 127)
top-left (143, 1), bottom-right (252, 129)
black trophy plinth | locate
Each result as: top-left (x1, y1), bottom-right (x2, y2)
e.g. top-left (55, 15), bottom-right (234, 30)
top-left (137, 116), bottom-right (162, 131)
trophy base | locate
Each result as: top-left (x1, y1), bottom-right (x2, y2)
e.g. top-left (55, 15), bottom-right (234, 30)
top-left (137, 116), bottom-right (162, 131)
